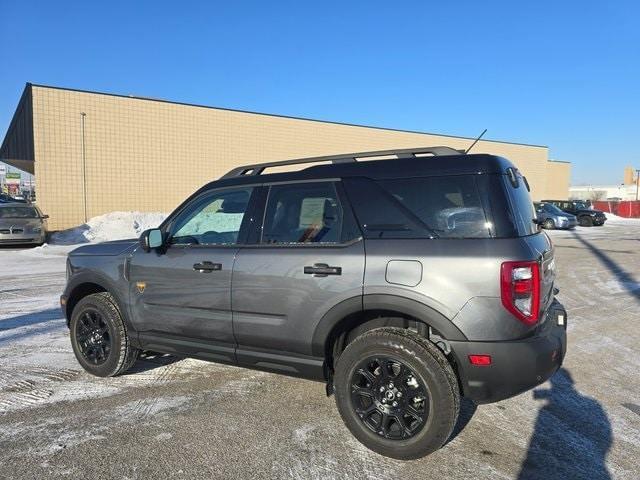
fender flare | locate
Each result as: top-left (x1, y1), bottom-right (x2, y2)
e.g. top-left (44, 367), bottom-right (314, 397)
top-left (311, 294), bottom-right (467, 357)
top-left (63, 271), bottom-right (129, 327)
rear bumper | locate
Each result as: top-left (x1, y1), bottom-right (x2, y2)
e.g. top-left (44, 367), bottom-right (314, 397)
top-left (449, 300), bottom-right (567, 404)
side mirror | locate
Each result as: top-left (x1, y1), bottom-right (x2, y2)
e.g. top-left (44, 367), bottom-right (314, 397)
top-left (41, 214), bottom-right (49, 219)
top-left (140, 228), bottom-right (163, 252)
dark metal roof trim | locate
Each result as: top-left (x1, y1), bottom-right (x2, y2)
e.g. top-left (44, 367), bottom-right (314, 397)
top-left (221, 146), bottom-right (465, 179)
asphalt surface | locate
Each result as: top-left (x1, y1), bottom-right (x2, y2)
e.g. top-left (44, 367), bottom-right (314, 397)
top-left (0, 223), bottom-right (639, 479)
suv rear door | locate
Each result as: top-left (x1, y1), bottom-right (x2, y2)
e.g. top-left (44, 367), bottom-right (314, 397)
top-left (231, 180), bottom-right (364, 372)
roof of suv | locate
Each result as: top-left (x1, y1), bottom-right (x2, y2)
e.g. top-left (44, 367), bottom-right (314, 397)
top-left (203, 151), bottom-right (515, 191)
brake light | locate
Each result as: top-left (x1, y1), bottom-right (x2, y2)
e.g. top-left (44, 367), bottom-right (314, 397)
top-left (500, 261), bottom-right (540, 325)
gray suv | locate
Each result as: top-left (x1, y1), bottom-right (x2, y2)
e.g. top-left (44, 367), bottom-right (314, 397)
top-left (61, 147), bottom-right (567, 460)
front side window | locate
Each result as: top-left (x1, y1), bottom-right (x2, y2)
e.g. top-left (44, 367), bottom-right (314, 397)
top-left (261, 182), bottom-right (345, 244)
top-left (169, 188), bottom-right (253, 245)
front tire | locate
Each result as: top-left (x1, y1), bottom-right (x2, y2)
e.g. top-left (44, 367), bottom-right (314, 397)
top-left (334, 327), bottom-right (460, 460)
top-left (542, 219), bottom-right (555, 230)
top-left (579, 216), bottom-right (594, 227)
top-left (70, 292), bottom-right (139, 377)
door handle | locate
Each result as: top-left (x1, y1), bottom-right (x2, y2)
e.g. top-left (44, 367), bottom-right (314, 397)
top-left (304, 263), bottom-right (342, 277)
top-left (193, 261), bottom-right (222, 273)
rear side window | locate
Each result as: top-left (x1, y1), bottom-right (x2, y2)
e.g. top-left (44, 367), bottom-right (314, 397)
top-left (344, 176), bottom-right (491, 239)
top-left (379, 176), bottom-right (491, 239)
top-left (261, 182), bottom-right (357, 244)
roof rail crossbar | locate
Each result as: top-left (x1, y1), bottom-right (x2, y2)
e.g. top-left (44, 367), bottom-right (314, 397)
top-left (221, 146), bottom-right (464, 179)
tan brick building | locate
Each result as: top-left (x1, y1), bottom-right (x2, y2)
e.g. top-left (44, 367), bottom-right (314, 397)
top-left (1, 84), bottom-right (571, 230)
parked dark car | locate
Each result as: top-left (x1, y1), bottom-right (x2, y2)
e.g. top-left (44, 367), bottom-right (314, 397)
top-left (0, 193), bottom-right (28, 203)
top-left (534, 202), bottom-right (577, 230)
top-left (61, 147), bottom-right (567, 460)
top-left (0, 203), bottom-right (48, 245)
top-left (541, 199), bottom-right (606, 227)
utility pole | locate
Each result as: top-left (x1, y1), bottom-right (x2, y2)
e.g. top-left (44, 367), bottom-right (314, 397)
top-left (636, 169), bottom-right (640, 201)
top-left (81, 112), bottom-right (88, 222)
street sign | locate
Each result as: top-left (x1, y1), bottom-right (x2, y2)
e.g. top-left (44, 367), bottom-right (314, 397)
top-left (6, 172), bottom-right (20, 185)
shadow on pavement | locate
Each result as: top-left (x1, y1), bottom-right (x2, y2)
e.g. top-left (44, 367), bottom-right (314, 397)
top-left (125, 351), bottom-right (181, 375)
top-left (518, 368), bottom-right (611, 480)
top-left (571, 231), bottom-right (640, 303)
top-left (0, 308), bottom-right (63, 332)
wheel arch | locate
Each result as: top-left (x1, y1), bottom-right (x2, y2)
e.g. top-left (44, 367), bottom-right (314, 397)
top-left (63, 272), bottom-right (129, 329)
top-left (312, 294), bottom-right (467, 365)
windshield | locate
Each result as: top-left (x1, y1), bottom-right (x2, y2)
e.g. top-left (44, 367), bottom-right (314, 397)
top-left (573, 201), bottom-right (588, 210)
top-left (543, 203), bottom-right (565, 215)
top-left (0, 207), bottom-right (39, 219)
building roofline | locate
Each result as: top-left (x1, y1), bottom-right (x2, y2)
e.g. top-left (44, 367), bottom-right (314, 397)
top-left (27, 82), bottom-right (549, 150)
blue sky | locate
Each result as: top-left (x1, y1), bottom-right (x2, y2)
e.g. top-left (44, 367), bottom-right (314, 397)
top-left (1, 1), bottom-right (638, 185)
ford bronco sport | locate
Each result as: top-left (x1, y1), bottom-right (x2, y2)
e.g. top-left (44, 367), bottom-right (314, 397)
top-left (61, 147), bottom-right (567, 460)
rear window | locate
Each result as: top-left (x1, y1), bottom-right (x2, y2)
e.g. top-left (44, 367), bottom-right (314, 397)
top-left (503, 172), bottom-right (538, 236)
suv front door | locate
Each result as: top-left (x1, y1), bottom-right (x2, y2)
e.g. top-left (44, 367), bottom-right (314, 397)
top-left (128, 186), bottom-right (255, 362)
top-left (231, 181), bottom-right (364, 374)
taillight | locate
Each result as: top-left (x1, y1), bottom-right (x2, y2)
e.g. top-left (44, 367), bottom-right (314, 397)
top-left (500, 261), bottom-right (540, 325)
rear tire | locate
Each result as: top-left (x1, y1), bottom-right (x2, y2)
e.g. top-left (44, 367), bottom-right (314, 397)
top-left (70, 292), bottom-right (139, 377)
top-left (579, 216), bottom-right (594, 227)
top-left (542, 219), bottom-right (555, 230)
top-left (334, 327), bottom-right (460, 460)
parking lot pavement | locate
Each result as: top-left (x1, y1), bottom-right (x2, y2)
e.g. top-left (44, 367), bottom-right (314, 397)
top-left (1, 223), bottom-right (639, 479)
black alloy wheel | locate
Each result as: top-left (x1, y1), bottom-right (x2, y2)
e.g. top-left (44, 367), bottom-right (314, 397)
top-left (350, 356), bottom-right (429, 440)
top-left (69, 292), bottom-right (139, 377)
top-left (75, 309), bottom-right (112, 365)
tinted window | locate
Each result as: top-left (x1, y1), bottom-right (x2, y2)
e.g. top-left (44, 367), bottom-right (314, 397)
top-left (378, 176), bottom-right (491, 238)
top-left (342, 178), bottom-right (433, 239)
top-left (0, 207), bottom-right (38, 218)
top-left (261, 182), bottom-right (347, 244)
top-left (170, 188), bottom-right (252, 245)
top-left (503, 174), bottom-right (537, 236)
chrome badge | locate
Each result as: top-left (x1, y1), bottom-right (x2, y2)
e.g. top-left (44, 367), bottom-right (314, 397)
top-left (136, 281), bottom-right (146, 294)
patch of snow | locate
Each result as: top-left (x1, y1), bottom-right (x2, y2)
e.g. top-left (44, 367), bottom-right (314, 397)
top-left (604, 212), bottom-right (640, 223)
top-left (50, 211), bottom-right (167, 245)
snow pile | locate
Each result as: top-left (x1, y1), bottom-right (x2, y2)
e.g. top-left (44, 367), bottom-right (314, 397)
top-left (51, 211), bottom-right (167, 244)
top-left (604, 212), bottom-right (640, 224)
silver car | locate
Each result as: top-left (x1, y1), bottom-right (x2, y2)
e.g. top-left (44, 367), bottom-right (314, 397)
top-left (0, 203), bottom-right (48, 246)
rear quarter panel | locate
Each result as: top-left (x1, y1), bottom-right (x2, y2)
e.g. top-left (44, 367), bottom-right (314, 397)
top-left (364, 235), bottom-right (547, 340)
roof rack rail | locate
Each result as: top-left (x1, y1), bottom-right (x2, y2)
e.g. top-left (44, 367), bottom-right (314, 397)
top-left (221, 146), bottom-right (464, 179)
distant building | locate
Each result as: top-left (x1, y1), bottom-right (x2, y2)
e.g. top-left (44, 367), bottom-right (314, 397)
top-left (570, 166), bottom-right (639, 201)
top-left (1, 83), bottom-right (571, 230)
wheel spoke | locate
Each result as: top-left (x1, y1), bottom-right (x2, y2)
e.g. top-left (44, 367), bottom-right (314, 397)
top-left (356, 367), bottom-right (377, 385)
top-left (349, 354), bottom-right (430, 441)
top-left (75, 309), bottom-right (111, 366)
top-left (351, 384), bottom-right (375, 398)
